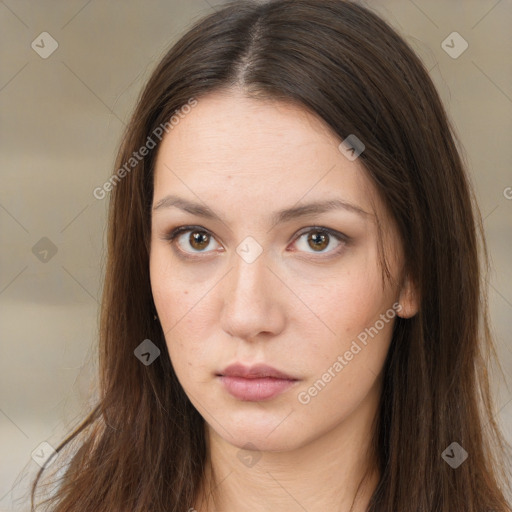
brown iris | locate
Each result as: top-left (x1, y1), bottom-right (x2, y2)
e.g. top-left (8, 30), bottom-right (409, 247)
top-left (189, 231), bottom-right (210, 251)
top-left (307, 231), bottom-right (329, 251)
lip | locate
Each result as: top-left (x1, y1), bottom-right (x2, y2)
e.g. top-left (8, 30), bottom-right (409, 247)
top-left (218, 363), bottom-right (298, 380)
top-left (216, 363), bottom-right (300, 401)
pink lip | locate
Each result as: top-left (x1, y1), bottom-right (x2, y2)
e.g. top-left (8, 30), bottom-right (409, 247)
top-left (217, 363), bottom-right (299, 401)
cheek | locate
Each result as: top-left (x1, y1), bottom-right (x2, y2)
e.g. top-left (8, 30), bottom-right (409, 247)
top-left (300, 248), bottom-right (388, 339)
top-left (294, 274), bottom-right (393, 419)
top-left (150, 251), bottom-right (189, 354)
top-left (149, 249), bottom-right (218, 375)
top-left (149, 245), bottom-right (205, 322)
top-left (295, 250), bottom-right (394, 378)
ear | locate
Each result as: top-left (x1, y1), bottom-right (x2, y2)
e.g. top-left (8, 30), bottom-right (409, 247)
top-left (396, 274), bottom-right (419, 319)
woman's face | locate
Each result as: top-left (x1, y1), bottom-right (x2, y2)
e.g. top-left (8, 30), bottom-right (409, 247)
top-left (150, 89), bottom-right (417, 451)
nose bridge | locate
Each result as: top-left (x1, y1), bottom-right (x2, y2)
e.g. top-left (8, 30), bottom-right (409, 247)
top-left (220, 243), bottom-right (284, 339)
top-left (229, 245), bottom-right (271, 306)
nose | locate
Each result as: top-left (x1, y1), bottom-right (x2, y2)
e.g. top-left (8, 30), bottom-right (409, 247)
top-left (220, 247), bottom-right (286, 342)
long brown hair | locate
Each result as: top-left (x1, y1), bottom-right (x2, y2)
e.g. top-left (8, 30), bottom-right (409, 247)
top-left (30, 0), bottom-right (511, 510)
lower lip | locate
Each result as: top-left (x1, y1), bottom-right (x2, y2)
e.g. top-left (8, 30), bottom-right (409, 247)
top-left (218, 376), bottom-right (298, 401)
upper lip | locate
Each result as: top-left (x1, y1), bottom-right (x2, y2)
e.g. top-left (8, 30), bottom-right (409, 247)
top-left (217, 363), bottom-right (298, 380)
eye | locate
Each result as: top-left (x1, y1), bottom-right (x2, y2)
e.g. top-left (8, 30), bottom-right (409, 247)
top-left (291, 226), bottom-right (347, 257)
top-left (160, 225), bottom-right (349, 259)
top-left (162, 225), bottom-right (221, 257)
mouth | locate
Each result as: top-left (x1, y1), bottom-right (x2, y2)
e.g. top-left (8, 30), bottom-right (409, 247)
top-left (216, 363), bottom-right (300, 401)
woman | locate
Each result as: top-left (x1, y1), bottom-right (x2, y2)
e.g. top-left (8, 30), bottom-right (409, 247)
top-left (30, 0), bottom-right (511, 510)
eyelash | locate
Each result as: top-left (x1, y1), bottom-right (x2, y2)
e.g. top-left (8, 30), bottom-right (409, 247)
top-left (160, 225), bottom-right (350, 261)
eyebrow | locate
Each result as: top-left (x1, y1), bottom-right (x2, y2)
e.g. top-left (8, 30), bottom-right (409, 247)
top-left (152, 194), bottom-right (371, 225)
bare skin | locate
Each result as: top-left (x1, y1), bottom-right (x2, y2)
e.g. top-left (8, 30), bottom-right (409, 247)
top-left (150, 88), bottom-right (418, 511)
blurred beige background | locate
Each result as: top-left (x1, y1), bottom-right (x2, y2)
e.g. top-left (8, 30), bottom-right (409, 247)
top-left (1, 0), bottom-right (511, 509)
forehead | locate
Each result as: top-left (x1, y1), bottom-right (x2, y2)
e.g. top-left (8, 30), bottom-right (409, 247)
top-left (152, 89), bottom-right (379, 220)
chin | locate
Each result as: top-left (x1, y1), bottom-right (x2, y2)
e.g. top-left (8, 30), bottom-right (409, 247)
top-left (233, 431), bottom-right (301, 453)
top-left (207, 410), bottom-right (305, 452)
